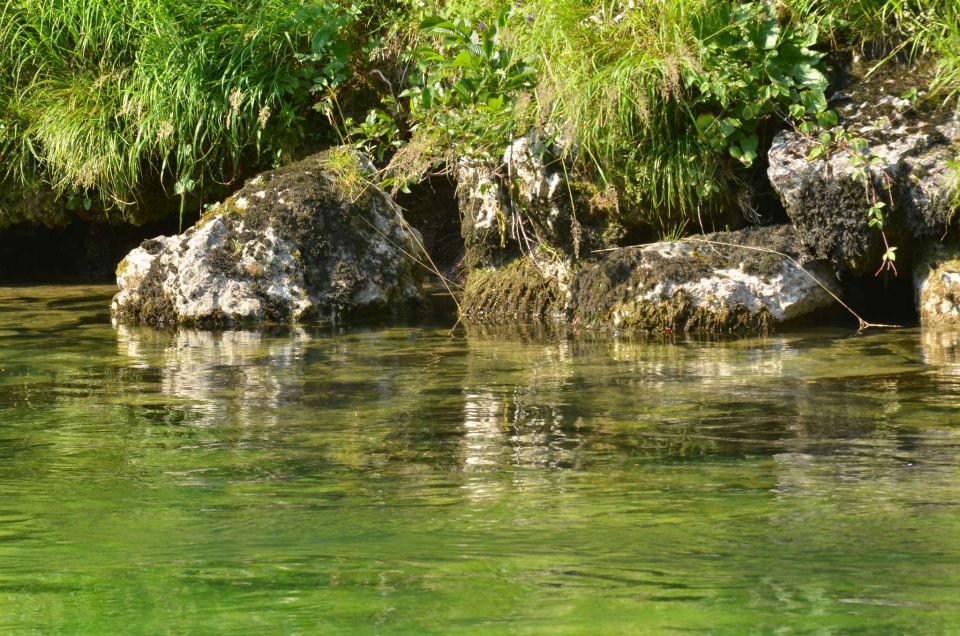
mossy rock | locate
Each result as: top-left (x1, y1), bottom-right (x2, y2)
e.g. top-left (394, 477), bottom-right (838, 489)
top-left (461, 256), bottom-right (569, 323)
top-left (112, 149), bottom-right (425, 326)
top-left (572, 225), bottom-right (834, 335)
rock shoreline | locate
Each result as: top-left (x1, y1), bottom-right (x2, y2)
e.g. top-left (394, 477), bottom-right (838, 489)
top-left (111, 62), bottom-right (960, 333)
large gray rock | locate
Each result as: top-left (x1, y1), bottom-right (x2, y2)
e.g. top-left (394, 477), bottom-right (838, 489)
top-left (461, 225), bottom-right (836, 334)
top-left (112, 150), bottom-right (424, 326)
top-left (572, 225), bottom-right (836, 333)
top-left (768, 63), bottom-right (960, 276)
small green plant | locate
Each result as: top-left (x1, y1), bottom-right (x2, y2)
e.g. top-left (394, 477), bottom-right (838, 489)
top-left (850, 139), bottom-right (898, 275)
top-left (402, 11), bottom-right (536, 162)
top-left (801, 116), bottom-right (899, 276)
top-left (346, 107), bottom-right (403, 163)
top-left (690, 2), bottom-right (830, 172)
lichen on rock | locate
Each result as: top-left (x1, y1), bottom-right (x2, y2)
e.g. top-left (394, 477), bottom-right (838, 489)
top-left (768, 61), bottom-right (960, 276)
top-left (571, 225), bottom-right (836, 334)
top-left (112, 149), bottom-right (425, 326)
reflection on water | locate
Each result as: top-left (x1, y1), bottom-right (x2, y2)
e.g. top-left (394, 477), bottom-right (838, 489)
top-left (1, 286), bottom-right (960, 632)
top-left (116, 325), bottom-right (311, 425)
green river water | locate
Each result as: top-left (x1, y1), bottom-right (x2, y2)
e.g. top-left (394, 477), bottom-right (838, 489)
top-left (2, 285), bottom-right (960, 634)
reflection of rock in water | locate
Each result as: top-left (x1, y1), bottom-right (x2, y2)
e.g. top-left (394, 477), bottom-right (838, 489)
top-left (115, 325), bottom-right (309, 426)
top-left (609, 337), bottom-right (791, 388)
top-left (461, 332), bottom-right (582, 498)
top-left (921, 329), bottom-right (960, 374)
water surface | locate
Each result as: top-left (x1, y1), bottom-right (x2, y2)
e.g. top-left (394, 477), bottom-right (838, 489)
top-left (1, 285), bottom-right (959, 633)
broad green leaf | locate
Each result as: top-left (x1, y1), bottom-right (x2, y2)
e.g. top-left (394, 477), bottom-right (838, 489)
top-left (452, 50), bottom-right (475, 69)
top-left (695, 113), bottom-right (716, 133)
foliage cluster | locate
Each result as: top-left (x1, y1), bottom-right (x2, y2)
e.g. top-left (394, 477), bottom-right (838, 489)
top-left (0, 0), bottom-right (957, 235)
top-left (0, 0), bottom-right (360, 223)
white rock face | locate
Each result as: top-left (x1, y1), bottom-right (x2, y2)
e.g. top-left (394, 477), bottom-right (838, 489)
top-left (113, 216), bottom-right (312, 324)
top-left (915, 244), bottom-right (960, 327)
top-left (625, 241), bottom-right (831, 323)
top-left (456, 131), bottom-right (587, 268)
top-left (112, 151), bottom-right (424, 326)
top-left (573, 225), bottom-right (836, 332)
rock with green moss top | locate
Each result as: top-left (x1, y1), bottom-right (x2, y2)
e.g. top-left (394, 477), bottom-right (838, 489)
top-left (572, 225), bottom-right (836, 334)
top-left (768, 62), bottom-right (960, 276)
top-left (112, 149), bottom-right (424, 326)
top-left (915, 243), bottom-right (960, 327)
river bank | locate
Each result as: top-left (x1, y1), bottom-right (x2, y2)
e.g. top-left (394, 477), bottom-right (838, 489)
top-left (1, 1), bottom-right (957, 335)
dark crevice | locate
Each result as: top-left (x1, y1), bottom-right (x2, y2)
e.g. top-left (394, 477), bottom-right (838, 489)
top-left (841, 270), bottom-right (919, 327)
top-left (394, 175), bottom-right (464, 280)
top-left (0, 214), bottom-right (196, 284)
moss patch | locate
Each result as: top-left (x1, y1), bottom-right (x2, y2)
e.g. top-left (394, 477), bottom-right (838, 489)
top-left (601, 290), bottom-right (774, 334)
top-left (461, 257), bottom-right (566, 322)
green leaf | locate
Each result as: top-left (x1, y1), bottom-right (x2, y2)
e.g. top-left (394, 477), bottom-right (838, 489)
top-left (452, 50), bottom-right (475, 69)
top-left (799, 26), bottom-right (819, 48)
top-left (412, 46), bottom-right (444, 63)
top-left (486, 95), bottom-right (504, 111)
top-left (420, 17), bottom-right (457, 33)
top-left (695, 113), bottom-right (716, 133)
top-left (817, 109), bottom-right (838, 128)
top-left (717, 118), bottom-right (741, 138)
top-left (800, 89), bottom-right (827, 114)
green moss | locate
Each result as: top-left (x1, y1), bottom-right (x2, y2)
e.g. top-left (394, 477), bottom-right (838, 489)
top-left (571, 234), bottom-right (789, 334)
top-left (461, 257), bottom-right (567, 322)
top-left (599, 290), bottom-right (773, 334)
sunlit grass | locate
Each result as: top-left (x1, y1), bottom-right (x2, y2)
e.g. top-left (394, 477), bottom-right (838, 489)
top-left (0, 0), bottom-right (357, 218)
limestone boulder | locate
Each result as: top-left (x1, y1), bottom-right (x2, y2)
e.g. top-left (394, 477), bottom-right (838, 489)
top-left (768, 62), bottom-right (960, 276)
top-left (112, 150), bottom-right (424, 326)
top-left (572, 225), bottom-right (836, 333)
top-left (915, 243), bottom-right (960, 327)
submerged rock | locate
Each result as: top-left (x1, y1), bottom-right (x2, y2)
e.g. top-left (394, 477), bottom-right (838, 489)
top-left (573, 226), bottom-right (836, 334)
top-left (768, 62), bottom-right (960, 276)
top-left (112, 150), bottom-right (424, 326)
top-left (914, 243), bottom-right (960, 327)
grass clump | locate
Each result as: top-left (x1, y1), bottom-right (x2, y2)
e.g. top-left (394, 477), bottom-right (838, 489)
top-left (0, 0), bottom-right (359, 224)
top-left (386, 1), bottom-right (835, 230)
